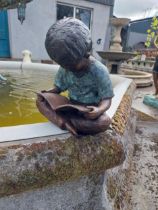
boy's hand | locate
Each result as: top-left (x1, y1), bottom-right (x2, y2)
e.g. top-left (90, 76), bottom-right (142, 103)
top-left (84, 106), bottom-right (101, 119)
top-left (41, 87), bottom-right (61, 94)
top-left (41, 90), bottom-right (48, 93)
top-left (41, 89), bottom-right (54, 93)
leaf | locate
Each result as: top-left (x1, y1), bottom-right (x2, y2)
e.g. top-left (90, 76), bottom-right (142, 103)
top-left (154, 35), bottom-right (158, 48)
top-left (152, 27), bottom-right (157, 30)
top-left (151, 32), bottom-right (155, 38)
top-left (145, 42), bottom-right (150, 48)
top-left (146, 16), bottom-right (158, 48)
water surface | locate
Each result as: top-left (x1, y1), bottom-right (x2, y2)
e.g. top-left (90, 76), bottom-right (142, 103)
top-left (0, 69), bottom-right (56, 127)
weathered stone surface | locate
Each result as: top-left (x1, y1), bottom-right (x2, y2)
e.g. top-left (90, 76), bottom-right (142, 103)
top-left (0, 130), bottom-right (124, 197)
top-left (0, 111), bottom-right (136, 210)
top-left (105, 111), bottom-right (136, 210)
top-left (0, 174), bottom-right (106, 210)
top-left (0, 109), bottom-right (136, 210)
top-left (143, 95), bottom-right (158, 109)
top-left (130, 122), bottom-right (158, 210)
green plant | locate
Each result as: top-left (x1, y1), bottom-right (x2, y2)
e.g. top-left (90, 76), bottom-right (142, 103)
top-left (145, 17), bottom-right (158, 48)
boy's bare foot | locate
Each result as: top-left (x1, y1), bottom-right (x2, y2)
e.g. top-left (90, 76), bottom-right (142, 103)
top-left (65, 122), bottom-right (78, 136)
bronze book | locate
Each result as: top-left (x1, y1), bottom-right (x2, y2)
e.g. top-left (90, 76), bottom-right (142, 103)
top-left (37, 92), bottom-right (91, 114)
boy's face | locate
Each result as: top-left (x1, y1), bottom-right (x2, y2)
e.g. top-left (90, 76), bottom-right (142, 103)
top-left (61, 58), bottom-right (89, 72)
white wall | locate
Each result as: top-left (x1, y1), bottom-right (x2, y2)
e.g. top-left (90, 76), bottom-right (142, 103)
top-left (8, 0), bottom-right (110, 60)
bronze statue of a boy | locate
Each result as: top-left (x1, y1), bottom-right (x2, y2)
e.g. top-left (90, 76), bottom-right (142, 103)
top-left (36, 18), bottom-right (114, 136)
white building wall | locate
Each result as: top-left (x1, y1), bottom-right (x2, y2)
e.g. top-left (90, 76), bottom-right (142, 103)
top-left (8, 0), bottom-right (110, 60)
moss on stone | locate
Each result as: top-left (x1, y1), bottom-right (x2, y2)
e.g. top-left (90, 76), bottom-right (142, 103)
top-left (0, 148), bottom-right (8, 160)
top-left (107, 177), bottom-right (118, 199)
top-left (112, 83), bottom-right (135, 135)
top-left (0, 148), bottom-right (8, 155)
top-left (0, 132), bottom-right (124, 197)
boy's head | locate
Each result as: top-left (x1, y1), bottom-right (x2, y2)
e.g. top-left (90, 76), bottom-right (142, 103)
top-left (45, 18), bottom-right (92, 70)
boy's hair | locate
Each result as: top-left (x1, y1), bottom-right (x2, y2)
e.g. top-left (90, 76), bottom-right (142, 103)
top-left (45, 18), bottom-right (92, 68)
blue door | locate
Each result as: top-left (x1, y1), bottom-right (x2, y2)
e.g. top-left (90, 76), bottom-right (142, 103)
top-left (0, 11), bottom-right (10, 57)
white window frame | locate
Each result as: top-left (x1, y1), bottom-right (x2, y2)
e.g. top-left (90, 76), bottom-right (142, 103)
top-left (57, 2), bottom-right (93, 31)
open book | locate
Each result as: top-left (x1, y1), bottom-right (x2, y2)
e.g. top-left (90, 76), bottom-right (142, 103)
top-left (37, 92), bottom-right (91, 114)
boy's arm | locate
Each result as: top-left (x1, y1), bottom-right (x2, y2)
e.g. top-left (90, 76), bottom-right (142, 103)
top-left (85, 98), bottom-right (112, 120)
top-left (98, 98), bottom-right (112, 113)
top-left (41, 67), bottom-right (67, 94)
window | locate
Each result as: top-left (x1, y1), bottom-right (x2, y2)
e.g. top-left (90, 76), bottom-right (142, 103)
top-left (75, 8), bottom-right (91, 29)
top-left (57, 3), bottom-right (92, 29)
top-left (57, 4), bottom-right (73, 20)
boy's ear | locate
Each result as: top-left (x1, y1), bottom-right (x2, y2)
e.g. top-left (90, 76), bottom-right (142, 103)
top-left (84, 53), bottom-right (90, 59)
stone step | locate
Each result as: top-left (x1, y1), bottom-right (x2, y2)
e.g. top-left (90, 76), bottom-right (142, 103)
top-left (132, 99), bottom-right (158, 121)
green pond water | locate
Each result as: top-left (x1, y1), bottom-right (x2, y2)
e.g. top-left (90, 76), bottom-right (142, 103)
top-left (0, 69), bottom-right (56, 127)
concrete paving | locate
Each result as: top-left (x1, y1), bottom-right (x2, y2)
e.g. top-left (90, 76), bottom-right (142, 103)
top-left (129, 85), bottom-right (158, 210)
top-left (130, 122), bottom-right (158, 210)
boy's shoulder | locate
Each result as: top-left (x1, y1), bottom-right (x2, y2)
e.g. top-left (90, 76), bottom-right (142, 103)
top-left (89, 58), bottom-right (110, 77)
top-left (58, 66), bottom-right (66, 72)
